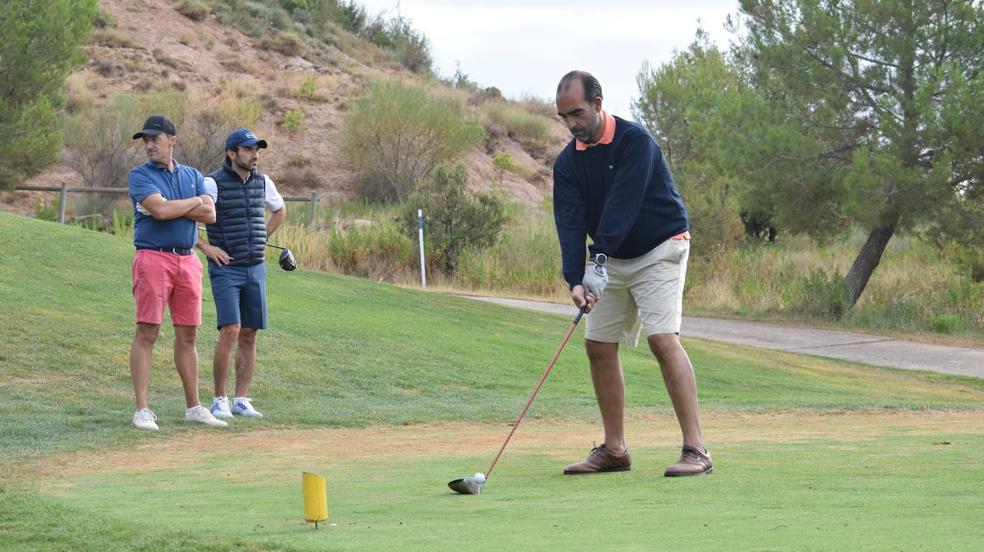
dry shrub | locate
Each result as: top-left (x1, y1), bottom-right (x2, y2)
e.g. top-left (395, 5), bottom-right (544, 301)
top-left (480, 100), bottom-right (553, 146)
top-left (218, 55), bottom-right (257, 75)
top-left (273, 166), bottom-right (320, 189)
top-left (285, 153), bottom-right (312, 169)
top-left (90, 56), bottom-right (121, 77)
top-left (255, 32), bottom-right (305, 57)
top-left (341, 77), bottom-right (484, 201)
top-left (178, 91), bottom-right (263, 172)
top-left (62, 91), bottom-right (186, 214)
top-left (152, 48), bottom-right (184, 70)
top-left (89, 29), bottom-right (141, 49)
top-left (516, 94), bottom-right (557, 118)
top-left (174, 0), bottom-right (209, 21)
top-left (65, 70), bottom-right (102, 112)
top-left (132, 77), bottom-right (157, 93)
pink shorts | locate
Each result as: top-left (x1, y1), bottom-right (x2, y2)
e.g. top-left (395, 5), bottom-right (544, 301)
top-left (132, 250), bottom-right (203, 326)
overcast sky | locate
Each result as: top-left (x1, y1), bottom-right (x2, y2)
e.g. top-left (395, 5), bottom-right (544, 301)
top-left (356, 0), bottom-right (742, 119)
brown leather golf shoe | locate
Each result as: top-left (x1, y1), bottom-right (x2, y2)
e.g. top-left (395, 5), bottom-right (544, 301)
top-left (664, 445), bottom-right (713, 477)
top-left (563, 444), bottom-right (632, 475)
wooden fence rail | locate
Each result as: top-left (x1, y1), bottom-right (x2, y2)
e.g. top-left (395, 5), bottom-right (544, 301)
top-left (14, 183), bottom-right (319, 225)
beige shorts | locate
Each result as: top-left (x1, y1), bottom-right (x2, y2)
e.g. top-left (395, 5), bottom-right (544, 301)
top-left (584, 239), bottom-right (690, 346)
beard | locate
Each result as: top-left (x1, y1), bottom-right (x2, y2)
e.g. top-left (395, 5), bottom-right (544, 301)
top-left (233, 157), bottom-right (256, 173)
top-left (571, 113), bottom-right (601, 143)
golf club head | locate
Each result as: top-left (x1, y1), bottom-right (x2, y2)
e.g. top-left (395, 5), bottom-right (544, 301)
top-left (278, 248), bottom-right (297, 271)
top-left (448, 477), bottom-right (483, 495)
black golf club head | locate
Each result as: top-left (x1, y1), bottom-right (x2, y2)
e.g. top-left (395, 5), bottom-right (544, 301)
top-left (278, 248), bottom-right (297, 271)
top-left (448, 476), bottom-right (483, 495)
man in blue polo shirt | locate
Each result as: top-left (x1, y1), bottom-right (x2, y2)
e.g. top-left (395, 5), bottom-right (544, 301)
top-left (197, 128), bottom-right (286, 420)
top-left (128, 115), bottom-right (228, 431)
top-left (553, 71), bottom-right (712, 477)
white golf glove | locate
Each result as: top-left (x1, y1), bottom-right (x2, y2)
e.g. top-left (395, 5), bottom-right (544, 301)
top-left (582, 263), bottom-right (609, 298)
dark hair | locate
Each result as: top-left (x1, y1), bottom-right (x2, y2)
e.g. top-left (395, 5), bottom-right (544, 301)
top-left (557, 70), bottom-right (603, 103)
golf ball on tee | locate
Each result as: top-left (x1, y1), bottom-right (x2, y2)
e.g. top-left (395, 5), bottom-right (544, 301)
top-left (473, 473), bottom-right (486, 483)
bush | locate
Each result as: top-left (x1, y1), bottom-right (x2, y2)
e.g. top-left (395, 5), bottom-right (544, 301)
top-left (62, 93), bottom-right (149, 216)
top-left (492, 152), bottom-right (530, 184)
top-left (280, 108), bottom-right (305, 133)
top-left (792, 268), bottom-right (848, 320)
top-left (175, 0), bottom-right (209, 21)
top-left (34, 197), bottom-right (59, 221)
top-left (481, 101), bottom-right (553, 145)
top-left (93, 7), bottom-right (117, 28)
top-left (675, 161), bottom-right (745, 253)
top-left (341, 78), bottom-right (484, 202)
top-left (326, 221), bottom-right (415, 280)
top-left (929, 314), bottom-right (967, 334)
top-left (89, 29), bottom-right (141, 49)
top-left (332, 0), bottom-right (367, 34)
top-left (256, 32), bottom-right (306, 56)
top-left (179, 91), bottom-right (261, 173)
top-left (359, 12), bottom-right (432, 74)
top-left (298, 74), bottom-right (317, 98)
top-left (401, 164), bottom-right (507, 275)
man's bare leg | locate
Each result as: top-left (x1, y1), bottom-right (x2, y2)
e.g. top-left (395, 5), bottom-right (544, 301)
top-left (648, 333), bottom-right (704, 450)
top-left (130, 323), bottom-right (160, 410)
top-left (173, 325), bottom-right (201, 408)
top-left (213, 324), bottom-right (241, 398)
top-left (234, 328), bottom-right (257, 398)
top-left (585, 339), bottom-right (626, 453)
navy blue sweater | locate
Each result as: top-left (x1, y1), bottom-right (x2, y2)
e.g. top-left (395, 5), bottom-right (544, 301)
top-left (553, 116), bottom-right (688, 287)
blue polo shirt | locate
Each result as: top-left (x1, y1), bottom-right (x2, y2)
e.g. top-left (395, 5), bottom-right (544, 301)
top-left (128, 160), bottom-right (207, 249)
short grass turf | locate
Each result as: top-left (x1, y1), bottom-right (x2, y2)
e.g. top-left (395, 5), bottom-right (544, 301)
top-left (23, 413), bottom-right (984, 552)
top-left (2, 212), bottom-right (984, 550)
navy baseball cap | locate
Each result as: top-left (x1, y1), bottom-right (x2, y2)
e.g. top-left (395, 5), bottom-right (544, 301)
top-left (225, 128), bottom-right (268, 150)
top-left (132, 115), bottom-right (177, 139)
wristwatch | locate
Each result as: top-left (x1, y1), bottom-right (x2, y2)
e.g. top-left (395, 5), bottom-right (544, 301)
top-left (591, 253), bottom-right (608, 266)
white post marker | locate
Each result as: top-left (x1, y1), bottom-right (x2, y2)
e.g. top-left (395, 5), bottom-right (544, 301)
top-left (417, 208), bottom-right (427, 288)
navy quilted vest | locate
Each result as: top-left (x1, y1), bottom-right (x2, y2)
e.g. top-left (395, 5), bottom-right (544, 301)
top-left (205, 163), bottom-right (267, 266)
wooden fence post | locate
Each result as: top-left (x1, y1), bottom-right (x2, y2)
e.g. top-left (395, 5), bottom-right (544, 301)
top-left (309, 192), bottom-right (318, 226)
top-left (58, 182), bottom-right (69, 224)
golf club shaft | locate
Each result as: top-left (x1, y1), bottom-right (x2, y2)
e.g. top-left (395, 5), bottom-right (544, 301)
top-left (484, 306), bottom-right (586, 479)
top-left (265, 243), bottom-right (286, 251)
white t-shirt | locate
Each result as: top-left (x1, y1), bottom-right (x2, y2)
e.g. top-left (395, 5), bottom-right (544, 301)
top-left (203, 174), bottom-right (285, 212)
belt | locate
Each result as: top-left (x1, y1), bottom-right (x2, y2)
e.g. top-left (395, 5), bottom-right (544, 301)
top-left (137, 247), bottom-right (194, 255)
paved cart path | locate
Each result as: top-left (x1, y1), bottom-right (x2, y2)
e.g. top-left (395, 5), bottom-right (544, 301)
top-left (463, 296), bottom-right (984, 379)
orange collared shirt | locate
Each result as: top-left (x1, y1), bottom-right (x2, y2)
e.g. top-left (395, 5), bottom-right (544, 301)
top-left (575, 110), bottom-right (617, 151)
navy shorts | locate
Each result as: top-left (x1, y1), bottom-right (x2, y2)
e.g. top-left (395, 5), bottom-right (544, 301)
top-left (208, 262), bottom-right (267, 330)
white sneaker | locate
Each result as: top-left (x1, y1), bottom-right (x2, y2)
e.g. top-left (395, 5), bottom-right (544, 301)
top-left (184, 405), bottom-right (229, 428)
top-left (132, 408), bottom-right (159, 431)
top-left (211, 396), bottom-right (234, 419)
top-left (231, 397), bottom-right (263, 418)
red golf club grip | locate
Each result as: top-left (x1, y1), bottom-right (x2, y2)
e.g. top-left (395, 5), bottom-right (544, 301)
top-left (484, 306), bottom-right (586, 479)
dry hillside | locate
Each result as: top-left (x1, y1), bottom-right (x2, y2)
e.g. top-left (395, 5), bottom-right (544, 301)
top-left (14, 0), bottom-right (567, 213)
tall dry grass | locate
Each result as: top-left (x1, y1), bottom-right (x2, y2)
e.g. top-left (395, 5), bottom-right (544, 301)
top-left (93, 198), bottom-right (984, 339)
top-left (297, 202), bottom-right (982, 338)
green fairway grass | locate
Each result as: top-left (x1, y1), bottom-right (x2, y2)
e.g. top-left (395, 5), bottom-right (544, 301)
top-left (2, 211), bottom-right (983, 550)
top-left (17, 414), bottom-right (984, 551)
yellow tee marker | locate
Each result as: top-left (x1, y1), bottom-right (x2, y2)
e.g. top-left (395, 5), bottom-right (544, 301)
top-left (302, 472), bottom-right (328, 528)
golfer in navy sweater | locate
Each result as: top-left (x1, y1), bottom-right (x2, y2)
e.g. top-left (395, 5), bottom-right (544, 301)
top-left (553, 70), bottom-right (712, 477)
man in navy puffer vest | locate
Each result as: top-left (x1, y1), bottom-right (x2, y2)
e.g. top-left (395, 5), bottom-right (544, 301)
top-left (197, 128), bottom-right (286, 420)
